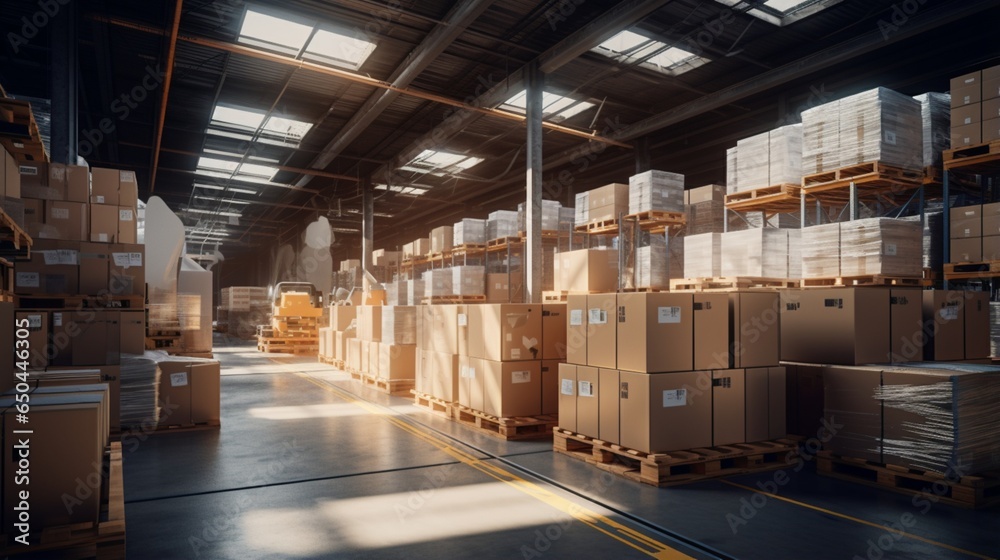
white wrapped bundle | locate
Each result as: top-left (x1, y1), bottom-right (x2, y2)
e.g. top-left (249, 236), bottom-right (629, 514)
top-left (721, 229), bottom-right (790, 278)
top-left (452, 265), bottom-right (485, 296)
top-left (839, 218), bottom-right (922, 277)
top-left (769, 124), bottom-right (803, 185)
top-left (684, 233), bottom-right (722, 278)
top-left (802, 99), bottom-right (841, 174)
top-left (726, 147), bottom-right (738, 194)
top-left (423, 269), bottom-right (453, 298)
top-left (628, 170), bottom-right (684, 213)
top-left (913, 93), bottom-right (951, 168)
top-left (574, 192), bottom-right (589, 226)
top-left (801, 223), bottom-right (841, 278)
top-left (487, 210), bottom-right (518, 240)
top-left (838, 88), bottom-right (922, 171)
top-left (736, 131), bottom-right (770, 191)
top-left (453, 218), bottom-right (486, 246)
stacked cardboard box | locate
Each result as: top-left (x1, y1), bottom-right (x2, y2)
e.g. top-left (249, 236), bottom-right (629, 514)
top-left (633, 234), bottom-right (683, 289)
top-left (628, 170), bottom-right (684, 214)
top-left (950, 202), bottom-right (1000, 262)
top-left (517, 199), bottom-right (564, 232)
top-left (574, 192), bottom-right (589, 226)
top-left (585, 183), bottom-right (629, 224)
top-left (683, 233), bottom-right (721, 278)
top-left (913, 92), bottom-right (951, 168)
top-left (487, 210), bottom-right (518, 240)
top-left (556, 249), bottom-right (618, 292)
top-left (736, 131), bottom-right (770, 191)
top-left (326, 305), bottom-right (357, 365)
top-left (372, 249), bottom-right (402, 268)
top-left (839, 218), bottom-right (923, 277)
top-left (802, 99), bottom-right (841, 174)
top-left (800, 223), bottom-right (841, 278)
top-left (729, 125), bottom-right (803, 193)
top-left (726, 147), bottom-right (739, 194)
top-left (453, 218), bottom-right (486, 245)
top-left (769, 124), bottom-right (804, 185)
top-left (561, 292), bottom-right (785, 454)
top-left (423, 268), bottom-right (453, 299)
top-left (684, 184), bottom-right (726, 235)
top-left (430, 225), bottom-right (453, 253)
top-left (452, 265), bottom-right (485, 296)
top-left (377, 306), bottom-right (417, 381)
top-left (950, 65), bottom-right (1000, 147)
top-left (403, 238), bottom-right (431, 259)
top-left (721, 229), bottom-right (792, 278)
top-left (838, 88), bottom-right (922, 171)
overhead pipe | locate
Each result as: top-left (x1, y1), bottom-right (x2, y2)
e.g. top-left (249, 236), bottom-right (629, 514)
top-left (149, 0), bottom-right (184, 194)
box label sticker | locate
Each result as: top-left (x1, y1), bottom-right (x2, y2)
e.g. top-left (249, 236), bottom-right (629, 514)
top-left (578, 381), bottom-right (593, 397)
top-left (588, 309), bottom-right (607, 324)
top-left (511, 348), bottom-right (521, 359)
top-left (884, 130), bottom-right (897, 145)
top-left (16, 272), bottom-right (39, 288)
top-left (119, 209), bottom-right (134, 221)
top-left (939, 307), bottom-right (959, 321)
top-left (658, 306), bottom-right (681, 323)
top-left (98, 233), bottom-right (109, 242)
top-left (511, 371), bottom-right (531, 384)
top-left (170, 371), bottom-right (189, 387)
top-left (663, 389), bottom-right (687, 408)
top-left (457, 313), bottom-right (467, 327)
top-left (113, 253), bottom-right (143, 268)
top-left (53, 312), bottom-right (63, 327)
top-left (27, 314), bottom-right (42, 329)
top-left (42, 250), bottom-right (79, 265)
top-left (569, 309), bottom-right (583, 326)
top-left (884, 243), bottom-right (897, 256)
top-left (19, 166), bottom-right (38, 176)
top-left (51, 207), bottom-right (69, 220)
top-left (95, 195), bottom-right (105, 204)
top-left (120, 170), bottom-right (136, 182)
top-left (561, 379), bottom-right (574, 395)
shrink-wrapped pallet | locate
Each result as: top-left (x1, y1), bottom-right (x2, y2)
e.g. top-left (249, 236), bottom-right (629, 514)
top-left (453, 218), bottom-right (487, 246)
top-left (802, 99), bottom-right (841, 174)
top-left (423, 269), bottom-right (453, 298)
top-left (769, 124), bottom-right (803, 186)
top-left (487, 210), bottom-right (518, 240)
top-left (721, 229), bottom-right (791, 278)
top-left (683, 233), bottom-right (722, 278)
top-left (913, 92), bottom-right (951, 169)
top-left (801, 223), bottom-right (841, 278)
top-left (452, 265), bottom-right (485, 296)
top-left (628, 170), bottom-right (684, 214)
top-left (382, 306), bottom-right (417, 346)
top-left (839, 88), bottom-right (922, 171)
top-left (736, 131), bottom-right (770, 191)
top-left (839, 218), bottom-right (922, 277)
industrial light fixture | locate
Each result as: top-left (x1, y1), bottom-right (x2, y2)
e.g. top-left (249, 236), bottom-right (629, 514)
top-left (398, 150), bottom-right (484, 177)
top-left (239, 8), bottom-right (377, 70)
top-left (712, 0), bottom-right (842, 26)
top-left (374, 184), bottom-right (429, 197)
top-left (209, 105), bottom-right (313, 146)
top-left (593, 30), bottom-right (710, 75)
top-left (500, 91), bottom-right (595, 122)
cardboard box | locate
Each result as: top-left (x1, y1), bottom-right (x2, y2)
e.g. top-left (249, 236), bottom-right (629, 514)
top-left (1, 147), bottom-right (19, 198)
top-left (65, 164), bottom-right (89, 203)
top-left (191, 361), bottom-right (221, 424)
top-left (486, 272), bottom-right (512, 303)
top-left (619, 370), bottom-right (712, 453)
top-left (482, 359), bottom-right (541, 418)
top-left (984, 118), bottom-right (1000, 143)
top-left (469, 303), bottom-right (542, 362)
top-left (120, 310), bottom-right (145, 355)
top-left (20, 380), bottom-right (110, 443)
top-left (598, 369), bottom-right (619, 444)
top-left (19, 162), bottom-right (54, 199)
top-left (541, 360), bottom-right (561, 415)
top-left (965, 291), bottom-right (990, 359)
top-left (557, 363), bottom-right (577, 431)
top-left (458, 356), bottom-right (483, 411)
top-left (586, 294), bottom-right (618, 369)
top-left (768, 367), bottom-right (787, 439)
top-left (79, 242), bottom-right (110, 295)
top-left (983, 202), bottom-right (1000, 237)
top-left (575, 366), bottom-right (600, 438)
top-left (429, 305), bottom-right (459, 355)
top-left (456, 305), bottom-right (470, 356)
top-left (369, 340), bottom-right (380, 375)
top-left (951, 103), bottom-right (982, 127)
top-left (347, 339), bottom-right (362, 371)
top-left (950, 238), bottom-right (982, 263)
top-left (713, 369), bottom-right (746, 446)
top-left (118, 206), bottom-right (137, 244)
top-left (784, 363), bottom-right (824, 438)
top-left (566, 294), bottom-right (587, 366)
top-left (985, 236), bottom-right (1000, 261)
top-left (950, 205), bottom-right (981, 239)
top-left (694, 293), bottom-right (729, 370)
top-left (429, 352), bottom-right (459, 402)
top-left (745, 368), bottom-right (770, 443)
top-left (430, 225), bottom-right (453, 253)
top-left (587, 183), bottom-right (629, 222)
top-left (157, 359), bottom-right (221, 426)
top-left (823, 365), bottom-right (883, 463)
top-left (16, 310), bottom-right (49, 369)
top-left (983, 98), bottom-right (1000, 121)
top-left (984, 65), bottom-right (1000, 101)
top-left (360, 340), bottom-right (370, 373)
top-left (379, 344), bottom-right (416, 380)
top-left (560, 250), bottom-right (618, 293)
top-left (109, 243), bottom-right (145, 297)
top-left (730, 292), bottom-right (780, 368)
top-left (616, 293), bottom-right (692, 373)
top-left (922, 291), bottom-right (965, 361)
top-left (45, 200), bottom-right (88, 241)
top-left (951, 123), bottom-right (982, 147)
top-left (90, 167), bottom-right (120, 205)
top-left (329, 305), bottom-right (357, 331)
top-left (889, 288), bottom-right (923, 362)
top-left (71, 310), bottom-right (121, 366)
top-left (542, 303), bottom-right (567, 360)
top-left (780, 288), bottom-right (891, 365)
top-left (119, 169), bottom-right (138, 207)
top-left (15, 239), bottom-right (80, 295)
top-left (950, 70), bottom-right (981, 107)
top-left (23, 197), bottom-right (43, 238)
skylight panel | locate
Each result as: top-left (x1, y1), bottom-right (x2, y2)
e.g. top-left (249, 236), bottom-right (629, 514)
top-left (398, 150), bottom-right (483, 177)
top-left (712, 0), bottom-right (841, 26)
top-left (239, 10), bottom-right (310, 52)
top-left (263, 116), bottom-right (313, 139)
top-left (375, 184), bottom-right (429, 197)
top-left (194, 183), bottom-right (260, 195)
top-left (500, 91), bottom-right (595, 122)
top-left (765, 0), bottom-right (815, 14)
top-left (212, 106), bottom-right (265, 129)
top-left (592, 30), bottom-right (710, 76)
top-left (209, 104), bottom-right (313, 146)
top-left (305, 29), bottom-right (377, 69)
top-left (195, 157), bottom-right (278, 185)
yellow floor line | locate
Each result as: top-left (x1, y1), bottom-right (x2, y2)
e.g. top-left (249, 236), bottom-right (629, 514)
top-left (720, 481), bottom-right (995, 560)
top-left (291, 368), bottom-right (695, 560)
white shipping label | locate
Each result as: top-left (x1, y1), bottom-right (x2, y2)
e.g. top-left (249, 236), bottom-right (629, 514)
top-left (578, 381), bottom-right (594, 397)
top-left (120, 170), bottom-right (136, 182)
top-left (940, 307), bottom-right (959, 321)
top-left (16, 272), bottom-right (39, 288)
top-left (511, 371), bottom-right (531, 384)
top-left (511, 348), bottom-right (521, 359)
top-left (884, 243), bottom-right (897, 256)
top-left (658, 306), bottom-right (681, 324)
top-left (95, 195), bottom-right (105, 204)
top-left (51, 207), bottom-right (69, 220)
top-left (53, 313), bottom-right (63, 327)
top-left (569, 309), bottom-right (583, 326)
top-left (19, 166), bottom-right (38, 176)
top-left (457, 313), bottom-right (468, 327)
top-left (119, 209), bottom-right (134, 221)
top-left (561, 379), bottom-right (574, 395)
top-left (98, 234), bottom-right (108, 242)
top-left (663, 389), bottom-right (687, 408)
top-left (42, 250), bottom-right (79, 265)
top-left (588, 309), bottom-right (607, 325)
top-left (113, 252), bottom-right (143, 268)
top-left (27, 315), bottom-right (42, 328)
top-left (170, 372), bottom-right (189, 387)
top-left (129, 253), bottom-right (143, 266)
top-left (884, 131), bottom-right (897, 145)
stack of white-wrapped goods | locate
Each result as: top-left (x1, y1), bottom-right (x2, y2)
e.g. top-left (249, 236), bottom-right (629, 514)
top-left (628, 170), bottom-right (684, 214)
top-left (800, 223), bottom-right (841, 278)
top-left (913, 92), bottom-right (951, 168)
top-left (120, 354), bottom-right (161, 428)
top-left (802, 99), bottom-right (841, 174)
top-left (423, 269), bottom-right (453, 299)
top-left (838, 88), bottom-right (922, 171)
top-left (487, 210), bottom-right (518, 240)
top-left (452, 266), bottom-right (485, 296)
top-left (769, 124), bottom-right (804, 185)
top-left (736, 131), bottom-right (771, 191)
top-left (839, 218), bottom-right (923, 277)
top-left (684, 233), bottom-right (722, 278)
top-left (721, 229), bottom-right (793, 278)
top-left (635, 234), bottom-right (684, 289)
top-left (574, 192), bottom-right (589, 226)
top-left (454, 218), bottom-right (486, 245)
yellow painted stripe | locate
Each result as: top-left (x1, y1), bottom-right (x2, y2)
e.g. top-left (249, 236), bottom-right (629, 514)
top-left (720, 481), bottom-right (995, 560)
top-left (291, 369), bottom-right (695, 560)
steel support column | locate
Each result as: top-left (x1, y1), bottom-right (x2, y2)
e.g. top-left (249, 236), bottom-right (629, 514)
top-left (362, 177), bottom-right (374, 274)
top-left (51, 1), bottom-right (78, 164)
top-left (525, 64), bottom-right (544, 304)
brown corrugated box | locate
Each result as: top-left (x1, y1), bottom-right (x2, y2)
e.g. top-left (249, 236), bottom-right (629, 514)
top-left (598, 368), bottom-right (619, 444)
top-left (109, 243), bottom-right (145, 297)
top-left (586, 294), bottom-right (618, 369)
top-left (694, 293), bottom-right (728, 370)
top-left (784, 363), bottom-right (825, 438)
top-left (542, 303), bottom-right (567, 360)
top-left (157, 359), bottom-right (221, 426)
top-left (458, 356), bottom-right (482, 410)
top-left (19, 161), bottom-right (54, 198)
top-left (557, 363), bottom-right (577, 431)
top-left (965, 291), bottom-right (990, 359)
top-left (713, 369), bottom-right (745, 446)
top-left (951, 103), bottom-right (982, 127)
top-left (368, 340), bottom-right (380, 375)
top-left (119, 169), bottom-right (139, 207)
top-left (360, 340), bottom-right (370, 373)
top-left (15, 239), bottom-right (80, 295)
top-left (587, 183), bottom-right (629, 222)
top-left (22, 197), bottom-right (43, 238)
top-left (431, 352), bottom-right (460, 402)
top-left (615, 293), bottom-right (692, 373)
top-left (768, 367), bottom-right (787, 439)
top-left (120, 309), bottom-right (145, 355)
top-left (983, 98), bottom-right (1000, 121)
top-left (985, 65), bottom-right (1000, 101)
top-left (486, 272), bottom-right (512, 303)
top-left (71, 310), bottom-right (121, 366)
top-left (48, 163), bottom-right (89, 203)
top-left (730, 292), bottom-right (780, 368)
top-left (950, 70), bottom-right (981, 108)
top-left (985, 118), bottom-right (1000, 143)
top-left (560, 249), bottom-right (618, 293)
top-left (950, 205), bottom-right (981, 239)
top-left (822, 365), bottom-right (883, 463)
top-left (482, 359), bottom-right (541, 417)
top-left (889, 288), bottom-right (923, 362)
top-left (430, 225), bottom-right (453, 253)
top-left (951, 123), bottom-right (982, 147)
top-left (686, 184), bottom-right (726, 204)
top-left (780, 288), bottom-right (890, 365)
top-left (575, 365), bottom-right (600, 438)
top-left (469, 303), bottom-right (541, 362)
top-left (950, 238), bottom-right (982, 262)
top-left (922, 291), bottom-right (965, 361)
top-left (985, 236), bottom-right (1000, 261)
top-left (985, 203), bottom-right (1000, 237)
top-left (79, 242), bottom-right (110, 295)
top-left (16, 310), bottom-right (48, 369)
top-left (45, 200), bottom-right (88, 241)
top-left (379, 344), bottom-right (416, 380)
top-left (430, 304), bottom-right (459, 355)
top-left (566, 294), bottom-right (587, 365)
top-left (619, 370), bottom-right (712, 453)
top-left (330, 305), bottom-right (357, 331)
top-left (90, 167), bottom-right (120, 205)
top-left (745, 367), bottom-right (770, 443)
top-left (541, 360), bottom-right (561, 415)
top-left (1, 146), bottom-right (19, 198)
top-left (118, 206), bottom-right (137, 244)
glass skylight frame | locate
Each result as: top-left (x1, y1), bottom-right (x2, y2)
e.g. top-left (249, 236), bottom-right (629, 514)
top-left (592, 29), bottom-right (710, 76)
top-left (711, 0), bottom-right (842, 26)
top-left (195, 155), bottom-right (280, 186)
top-left (499, 91), bottom-right (595, 123)
top-left (398, 150), bottom-right (485, 177)
top-left (374, 184), bottom-right (429, 197)
top-left (208, 104), bottom-right (314, 147)
top-left (238, 7), bottom-right (377, 70)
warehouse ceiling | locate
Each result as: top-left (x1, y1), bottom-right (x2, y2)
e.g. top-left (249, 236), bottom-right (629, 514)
top-left (1, 0), bottom-right (999, 258)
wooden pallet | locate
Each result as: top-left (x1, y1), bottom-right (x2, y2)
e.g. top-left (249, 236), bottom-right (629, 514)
top-left (799, 275), bottom-right (930, 287)
top-left (1, 207), bottom-right (32, 259)
top-left (574, 218), bottom-right (619, 235)
top-left (943, 140), bottom-right (1000, 170)
top-left (486, 236), bottom-right (524, 251)
top-left (669, 277), bottom-right (799, 292)
top-left (349, 371), bottom-right (414, 395)
top-left (622, 210), bottom-right (687, 233)
top-left (943, 260), bottom-right (1000, 280)
top-left (257, 337), bottom-right (319, 354)
top-left (422, 294), bottom-right (486, 304)
top-left (725, 183), bottom-right (803, 213)
top-left (816, 451), bottom-right (1000, 509)
top-left (0, 98), bottom-right (48, 163)
top-left (452, 243), bottom-right (487, 251)
top-left (554, 428), bottom-right (800, 487)
top-left (145, 335), bottom-right (180, 350)
top-left (542, 291), bottom-right (569, 302)
top-left (411, 390), bottom-right (456, 418)
top-left (803, 161), bottom-right (922, 187)
top-left (3, 442), bottom-right (125, 558)
top-left (169, 351), bottom-right (214, 359)
top-left (453, 406), bottom-right (558, 440)
top-left (154, 419), bottom-right (221, 433)
top-left (16, 294), bottom-right (145, 310)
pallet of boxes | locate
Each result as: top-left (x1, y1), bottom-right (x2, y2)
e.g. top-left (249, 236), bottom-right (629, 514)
top-left (219, 286), bottom-right (270, 340)
top-left (258, 290), bottom-right (321, 354)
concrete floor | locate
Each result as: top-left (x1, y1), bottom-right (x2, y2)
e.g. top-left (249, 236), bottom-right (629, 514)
top-left (123, 338), bottom-right (1000, 559)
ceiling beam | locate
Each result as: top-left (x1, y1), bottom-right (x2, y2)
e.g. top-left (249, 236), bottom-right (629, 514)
top-left (613, 0), bottom-right (997, 141)
top-left (149, 0), bottom-right (183, 193)
top-left (296, 0), bottom-right (496, 188)
top-left (157, 167), bottom-right (321, 194)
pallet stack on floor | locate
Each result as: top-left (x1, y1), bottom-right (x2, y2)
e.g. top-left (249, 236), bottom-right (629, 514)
top-left (219, 286), bottom-right (269, 340)
top-left (258, 291), bottom-right (321, 354)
